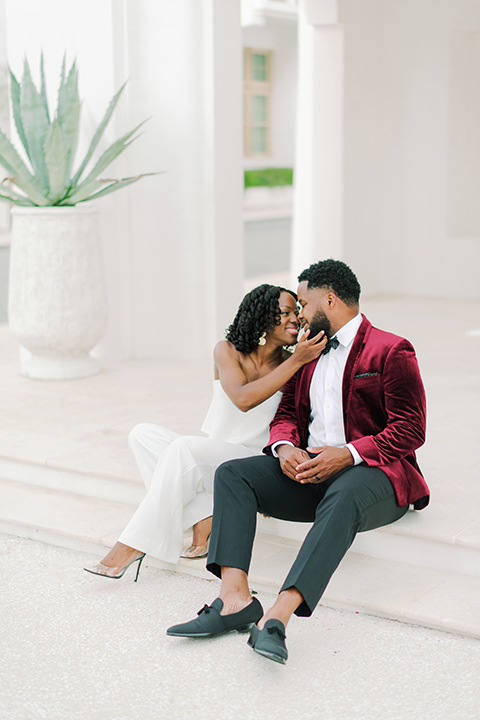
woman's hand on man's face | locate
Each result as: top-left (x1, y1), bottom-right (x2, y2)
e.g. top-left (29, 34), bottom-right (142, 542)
top-left (292, 329), bottom-right (327, 365)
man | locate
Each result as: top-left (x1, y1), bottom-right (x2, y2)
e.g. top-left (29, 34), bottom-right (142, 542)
top-left (167, 259), bottom-right (429, 664)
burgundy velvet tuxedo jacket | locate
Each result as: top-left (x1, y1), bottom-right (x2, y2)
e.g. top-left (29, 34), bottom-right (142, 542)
top-left (265, 315), bottom-right (429, 509)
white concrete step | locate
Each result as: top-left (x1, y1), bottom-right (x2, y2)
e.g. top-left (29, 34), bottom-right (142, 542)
top-left (261, 509), bottom-right (480, 580)
top-left (2, 453), bottom-right (479, 583)
top-left (0, 454), bottom-right (146, 506)
top-left (0, 477), bottom-right (478, 640)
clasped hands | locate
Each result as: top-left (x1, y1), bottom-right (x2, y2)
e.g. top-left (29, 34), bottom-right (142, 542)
top-left (276, 444), bottom-right (353, 484)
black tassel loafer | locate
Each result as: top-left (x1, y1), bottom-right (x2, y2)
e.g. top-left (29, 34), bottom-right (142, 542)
top-left (166, 597), bottom-right (263, 638)
top-left (247, 619), bottom-right (288, 664)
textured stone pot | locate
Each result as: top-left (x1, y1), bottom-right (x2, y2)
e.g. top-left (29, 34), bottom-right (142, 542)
top-left (8, 205), bottom-right (108, 379)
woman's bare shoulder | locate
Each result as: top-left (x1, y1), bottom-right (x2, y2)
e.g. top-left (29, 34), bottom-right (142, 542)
top-left (214, 339), bottom-right (236, 358)
top-left (214, 339), bottom-right (251, 373)
top-left (214, 339), bottom-right (245, 366)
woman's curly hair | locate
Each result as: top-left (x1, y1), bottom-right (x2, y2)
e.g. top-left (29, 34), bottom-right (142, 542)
top-left (225, 284), bottom-right (296, 353)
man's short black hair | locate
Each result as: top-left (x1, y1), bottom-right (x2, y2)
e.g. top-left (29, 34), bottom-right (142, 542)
top-left (298, 259), bottom-right (360, 306)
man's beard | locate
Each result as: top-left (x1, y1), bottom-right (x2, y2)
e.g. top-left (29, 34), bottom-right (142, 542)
top-left (308, 309), bottom-right (332, 339)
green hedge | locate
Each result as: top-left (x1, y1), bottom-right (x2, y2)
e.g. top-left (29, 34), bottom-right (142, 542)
top-left (244, 167), bottom-right (293, 189)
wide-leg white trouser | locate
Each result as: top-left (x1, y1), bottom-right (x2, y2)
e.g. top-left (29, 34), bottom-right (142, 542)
top-left (118, 423), bottom-right (259, 564)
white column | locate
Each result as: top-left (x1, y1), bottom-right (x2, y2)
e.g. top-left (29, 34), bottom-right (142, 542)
top-left (203, 0), bottom-right (244, 349)
top-left (0, 0), bottom-right (10, 236)
top-left (109, 0), bottom-right (243, 360)
top-left (291, 0), bottom-right (344, 283)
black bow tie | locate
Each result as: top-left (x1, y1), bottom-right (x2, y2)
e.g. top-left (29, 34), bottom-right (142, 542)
top-left (323, 336), bottom-right (340, 355)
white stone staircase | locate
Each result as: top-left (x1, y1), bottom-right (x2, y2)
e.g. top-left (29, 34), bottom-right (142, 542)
top-left (0, 450), bottom-right (478, 641)
top-left (0, 293), bottom-right (479, 641)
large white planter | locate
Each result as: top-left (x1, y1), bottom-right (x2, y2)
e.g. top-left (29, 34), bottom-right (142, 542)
top-left (8, 205), bottom-right (108, 380)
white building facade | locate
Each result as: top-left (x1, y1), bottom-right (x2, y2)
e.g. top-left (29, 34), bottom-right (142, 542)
top-left (243, 0), bottom-right (480, 300)
top-left (0, 0), bottom-right (479, 363)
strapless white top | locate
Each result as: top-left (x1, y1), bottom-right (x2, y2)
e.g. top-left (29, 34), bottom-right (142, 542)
top-left (201, 380), bottom-right (282, 453)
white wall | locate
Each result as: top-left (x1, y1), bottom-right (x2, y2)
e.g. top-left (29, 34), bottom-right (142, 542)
top-left (341, 0), bottom-right (480, 299)
top-left (448, 28), bottom-right (480, 238)
top-left (5, 0), bottom-right (117, 156)
top-left (3, 0), bottom-right (244, 360)
top-left (242, 22), bottom-right (297, 169)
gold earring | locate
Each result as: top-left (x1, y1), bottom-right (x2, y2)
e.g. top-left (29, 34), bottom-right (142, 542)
top-left (258, 332), bottom-right (267, 346)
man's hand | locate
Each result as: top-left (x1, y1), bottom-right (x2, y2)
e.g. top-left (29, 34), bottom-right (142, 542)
top-left (276, 444), bottom-right (311, 481)
top-left (294, 446), bottom-right (354, 484)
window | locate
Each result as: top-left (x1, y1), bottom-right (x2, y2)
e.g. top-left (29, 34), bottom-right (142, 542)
top-left (244, 48), bottom-right (272, 157)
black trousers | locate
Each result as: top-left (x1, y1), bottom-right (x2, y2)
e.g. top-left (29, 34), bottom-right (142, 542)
top-left (206, 455), bottom-right (408, 616)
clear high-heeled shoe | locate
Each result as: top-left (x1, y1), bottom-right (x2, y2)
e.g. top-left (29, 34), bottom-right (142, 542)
top-left (84, 552), bottom-right (146, 581)
top-left (180, 537), bottom-right (210, 559)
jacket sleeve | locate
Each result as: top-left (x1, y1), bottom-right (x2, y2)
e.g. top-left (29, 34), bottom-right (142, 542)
top-left (263, 370), bottom-right (302, 455)
top-left (350, 339), bottom-right (426, 466)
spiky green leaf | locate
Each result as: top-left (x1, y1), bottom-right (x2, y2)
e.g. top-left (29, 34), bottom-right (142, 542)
top-left (0, 182), bottom-right (35, 205)
top-left (73, 173), bottom-right (158, 203)
top-left (9, 68), bottom-right (30, 163)
top-left (20, 58), bottom-right (50, 193)
top-left (72, 81), bottom-right (127, 186)
top-left (57, 58), bottom-right (75, 120)
top-left (64, 171), bottom-right (158, 205)
top-left (44, 120), bottom-right (67, 203)
top-left (56, 60), bottom-right (80, 185)
top-left (62, 178), bottom-right (102, 205)
top-left (0, 127), bottom-right (49, 205)
top-left (67, 122), bottom-right (145, 201)
top-left (58, 53), bottom-right (66, 104)
top-left (39, 52), bottom-right (50, 123)
top-left (0, 192), bottom-right (34, 206)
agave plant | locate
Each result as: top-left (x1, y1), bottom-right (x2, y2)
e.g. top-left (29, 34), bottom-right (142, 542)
top-left (0, 55), bottom-right (155, 206)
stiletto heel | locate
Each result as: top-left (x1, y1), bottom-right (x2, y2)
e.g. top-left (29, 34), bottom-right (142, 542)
top-left (84, 552), bottom-right (146, 581)
top-left (134, 554), bottom-right (144, 582)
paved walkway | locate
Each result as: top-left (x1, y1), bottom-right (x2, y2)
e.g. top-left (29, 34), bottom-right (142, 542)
top-left (2, 534), bottom-right (479, 720)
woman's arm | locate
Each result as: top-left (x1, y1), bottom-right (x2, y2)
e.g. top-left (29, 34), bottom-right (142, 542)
top-left (214, 333), bottom-right (327, 412)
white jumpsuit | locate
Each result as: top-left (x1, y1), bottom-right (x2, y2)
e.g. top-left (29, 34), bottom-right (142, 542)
top-left (118, 381), bottom-right (282, 564)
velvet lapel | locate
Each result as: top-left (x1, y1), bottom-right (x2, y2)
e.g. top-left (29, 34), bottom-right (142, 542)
top-left (297, 357), bottom-right (320, 436)
top-left (342, 314), bottom-right (371, 438)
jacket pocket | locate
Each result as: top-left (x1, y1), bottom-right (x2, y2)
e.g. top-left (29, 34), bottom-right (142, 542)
top-left (352, 373), bottom-right (382, 400)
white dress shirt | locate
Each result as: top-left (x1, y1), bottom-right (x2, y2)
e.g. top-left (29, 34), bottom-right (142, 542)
top-left (273, 313), bottom-right (363, 465)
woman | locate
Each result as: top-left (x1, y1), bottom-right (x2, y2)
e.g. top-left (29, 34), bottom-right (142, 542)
top-left (84, 284), bottom-right (326, 580)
